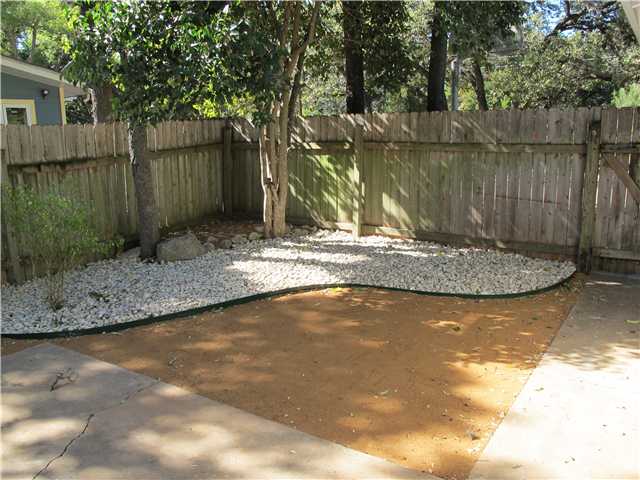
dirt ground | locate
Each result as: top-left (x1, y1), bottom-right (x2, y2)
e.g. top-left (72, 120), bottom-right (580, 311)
top-left (2, 280), bottom-right (582, 479)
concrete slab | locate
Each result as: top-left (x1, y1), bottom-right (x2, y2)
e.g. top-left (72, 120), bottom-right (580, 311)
top-left (2, 344), bottom-right (436, 480)
top-left (470, 273), bottom-right (640, 480)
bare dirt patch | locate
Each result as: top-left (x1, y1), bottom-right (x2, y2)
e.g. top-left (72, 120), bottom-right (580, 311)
top-left (2, 280), bottom-right (581, 479)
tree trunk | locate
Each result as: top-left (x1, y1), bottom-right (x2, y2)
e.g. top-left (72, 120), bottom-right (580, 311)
top-left (288, 50), bottom-right (305, 144)
top-left (91, 84), bottom-right (114, 124)
top-left (450, 55), bottom-right (461, 111)
top-left (343, 0), bottom-right (366, 114)
top-left (427, 1), bottom-right (449, 112)
top-left (128, 123), bottom-right (159, 259)
top-left (259, 121), bottom-right (289, 239)
top-left (6, 31), bottom-right (18, 56)
top-left (28, 26), bottom-right (37, 61)
top-left (471, 57), bottom-right (489, 111)
top-left (259, 1), bottom-right (320, 238)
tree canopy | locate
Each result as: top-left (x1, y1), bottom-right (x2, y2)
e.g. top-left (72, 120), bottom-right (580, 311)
top-left (8, 0), bottom-right (636, 120)
top-left (1, 0), bottom-right (69, 68)
top-left (67, 1), bottom-right (232, 126)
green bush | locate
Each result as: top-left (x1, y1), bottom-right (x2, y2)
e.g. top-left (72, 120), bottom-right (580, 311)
top-left (3, 185), bottom-right (119, 310)
top-left (612, 84), bottom-right (640, 108)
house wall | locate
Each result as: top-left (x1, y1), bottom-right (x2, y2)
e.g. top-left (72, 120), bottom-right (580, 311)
top-left (1, 72), bottom-right (62, 125)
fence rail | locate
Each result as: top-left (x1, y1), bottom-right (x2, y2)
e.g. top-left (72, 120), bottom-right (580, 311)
top-left (2, 107), bottom-right (639, 283)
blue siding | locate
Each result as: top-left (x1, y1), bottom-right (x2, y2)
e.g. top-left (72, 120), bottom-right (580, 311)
top-left (1, 72), bottom-right (62, 125)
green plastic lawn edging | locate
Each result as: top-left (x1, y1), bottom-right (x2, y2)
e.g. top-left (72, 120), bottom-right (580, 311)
top-left (1, 272), bottom-right (575, 340)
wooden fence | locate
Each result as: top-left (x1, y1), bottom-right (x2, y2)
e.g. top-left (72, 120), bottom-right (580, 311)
top-left (230, 108), bottom-right (640, 274)
top-left (1, 120), bottom-right (227, 282)
top-left (2, 108), bottom-right (639, 282)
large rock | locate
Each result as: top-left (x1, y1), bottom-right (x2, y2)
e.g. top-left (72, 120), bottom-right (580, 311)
top-left (117, 247), bottom-right (141, 262)
top-left (157, 233), bottom-right (206, 262)
top-left (231, 234), bottom-right (248, 245)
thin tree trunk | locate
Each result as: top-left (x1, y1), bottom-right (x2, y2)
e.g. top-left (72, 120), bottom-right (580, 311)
top-left (260, 121), bottom-right (282, 239)
top-left (288, 50), bottom-right (305, 144)
top-left (343, 0), bottom-right (366, 114)
top-left (128, 123), bottom-right (159, 259)
top-left (28, 26), bottom-right (37, 61)
top-left (259, 1), bottom-right (320, 238)
top-left (6, 31), bottom-right (18, 56)
top-left (80, 1), bottom-right (114, 125)
top-left (91, 84), bottom-right (114, 124)
top-left (471, 57), bottom-right (489, 111)
top-left (259, 2), bottom-right (320, 238)
top-left (427, 1), bottom-right (449, 112)
top-left (450, 55), bottom-right (461, 111)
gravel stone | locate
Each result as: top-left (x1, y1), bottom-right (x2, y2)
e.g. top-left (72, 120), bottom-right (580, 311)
top-left (1, 231), bottom-right (575, 334)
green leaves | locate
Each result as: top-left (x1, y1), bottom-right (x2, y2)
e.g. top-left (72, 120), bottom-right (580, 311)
top-left (486, 24), bottom-right (640, 109)
top-left (613, 84), bottom-right (640, 108)
top-left (67, 1), bottom-right (233, 126)
top-left (1, 0), bottom-right (70, 69)
top-left (2, 183), bottom-right (114, 308)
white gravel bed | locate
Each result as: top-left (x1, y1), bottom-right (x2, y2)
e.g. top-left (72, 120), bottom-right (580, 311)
top-left (1, 230), bottom-right (575, 334)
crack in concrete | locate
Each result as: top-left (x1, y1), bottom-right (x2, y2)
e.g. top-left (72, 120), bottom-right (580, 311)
top-left (32, 413), bottom-right (94, 480)
top-left (97, 379), bottom-right (161, 413)
top-left (31, 379), bottom-right (160, 479)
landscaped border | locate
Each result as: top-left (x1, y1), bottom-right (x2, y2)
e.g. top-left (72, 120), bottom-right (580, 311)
top-left (1, 272), bottom-right (575, 340)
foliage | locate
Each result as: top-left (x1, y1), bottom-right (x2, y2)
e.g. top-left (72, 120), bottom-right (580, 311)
top-left (67, 1), bottom-right (237, 256)
top-left (303, 0), bottom-right (414, 114)
top-left (444, 1), bottom-right (527, 57)
top-left (358, 2), bottom-right (414, 107)
top-left (0, 0), bottom-right (70, 69)
top-left (486, 21), bottom-right (640, 109)
top-left (298, 0), bottom-right (633, 112)
top-left (220, 2), bottom-right (322, 237)
top-left (301, 1), bottom-right (525, 113)
top-left (67, 1), bottom-right (230, 127)
top-left (201, 2), bottom-right (312, 127)
top-left (65, 96), bottom-right (93, 125)
top-left (612, 84), bottom-right (640, 108)
top-left (3, 184), bottom-right (115, 310)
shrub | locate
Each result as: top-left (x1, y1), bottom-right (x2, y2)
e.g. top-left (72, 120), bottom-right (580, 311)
top-left (612, 84), bottom-right (640, 108)
top-left (2, 184), bottom-right (117, 310)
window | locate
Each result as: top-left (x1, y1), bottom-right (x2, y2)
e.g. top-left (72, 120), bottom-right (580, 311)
top-left (5, 107), bottom-right (29, 125)
top-left (0, 101), bottom-right (36, 126)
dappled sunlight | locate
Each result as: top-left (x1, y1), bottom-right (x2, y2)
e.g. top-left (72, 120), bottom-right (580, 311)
top-left (4, 344), bottom-right (429, 479)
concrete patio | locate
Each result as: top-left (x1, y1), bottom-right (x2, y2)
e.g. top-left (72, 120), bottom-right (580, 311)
top-left (470, 273), bottom-right (640, 479)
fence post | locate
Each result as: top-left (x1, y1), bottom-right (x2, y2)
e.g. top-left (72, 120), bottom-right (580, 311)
top-left (222, 124), bottom-right (233, 217)
top-left (577, 120), bottom-right (601, 273)
top-left (352, 120), bottom-right (365, 238)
